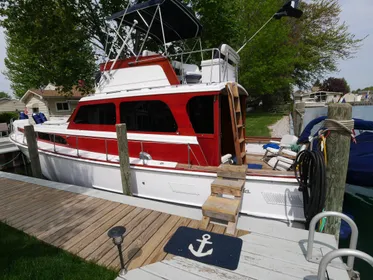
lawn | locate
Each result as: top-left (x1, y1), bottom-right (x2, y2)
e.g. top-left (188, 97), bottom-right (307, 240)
top-left (0, 222), bottom-right (117, 280)
top-left (245, 111), bottom-right (284, 137)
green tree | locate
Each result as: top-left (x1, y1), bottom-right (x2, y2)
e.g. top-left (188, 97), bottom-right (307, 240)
top-left (321, 77), bottom-right (350, 93)
top-left (0, 0), bottom-right (96, 97)
top-left (292, 0), bottom-right (363, 88)
top-left (0, 91), bottom-right (10, 98)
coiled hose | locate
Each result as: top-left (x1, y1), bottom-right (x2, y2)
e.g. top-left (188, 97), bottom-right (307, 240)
top-left (294, 150), bottom-right (327, 229)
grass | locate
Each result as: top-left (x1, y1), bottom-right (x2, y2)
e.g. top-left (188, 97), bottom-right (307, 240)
top-left (0, 222), bottom-right (117, 280)
top-left (245, 111), bottom-right (284, 137)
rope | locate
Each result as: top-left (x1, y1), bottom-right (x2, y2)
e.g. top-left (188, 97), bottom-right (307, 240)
top-left (323, 119), bottom-right (354, 135)
top-left (295, 109), bottom-right (304, 120)
top-left (0, 152), bottom-right (21, 168)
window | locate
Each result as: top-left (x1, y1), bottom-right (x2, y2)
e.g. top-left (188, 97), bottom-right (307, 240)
top-left (74, 103), bottom-right (116, 125)
top-left (56, 102), bottom-right (70, 112)
top-left (37, 132), bottom-right (67, 145)
top-left (187, 96), bottom-right (214, 134)
top-left (32, 107), bottom-right (39, 113)
top-left (120, 101), bottom-right (177, 132)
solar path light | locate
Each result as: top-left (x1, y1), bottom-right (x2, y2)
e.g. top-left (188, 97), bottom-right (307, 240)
top-left (108, 226), bottom-right (127, 276)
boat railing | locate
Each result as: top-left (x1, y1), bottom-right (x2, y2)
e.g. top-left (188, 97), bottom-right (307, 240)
top-left (35, 132), bottom-right (198, 167)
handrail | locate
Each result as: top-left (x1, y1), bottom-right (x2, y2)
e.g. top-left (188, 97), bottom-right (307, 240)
top-left (317, 249), bottom-right (373, 280)
top-left (34, 132), bottom-right (198, 165)
top-left (307, 211), bottom-right (358, 271)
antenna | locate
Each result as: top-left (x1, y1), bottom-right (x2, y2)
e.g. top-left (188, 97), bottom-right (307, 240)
top-left (237, 0), bottom-right (303, 54)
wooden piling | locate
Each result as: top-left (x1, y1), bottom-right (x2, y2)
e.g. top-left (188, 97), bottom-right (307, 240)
top-left (293, 102), bottom-right (305, 136)
top-left (324, 104), bottom-right (352, 239)
top-left (24, 125), bottom-right (43, 179)
top-left (116, 124), bottom-right (132, 196)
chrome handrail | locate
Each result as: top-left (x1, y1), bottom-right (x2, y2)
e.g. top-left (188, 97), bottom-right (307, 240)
top-left (317, 249), bottom-right (373, 280)
top-left (307, 211), bottom-right (358, 272)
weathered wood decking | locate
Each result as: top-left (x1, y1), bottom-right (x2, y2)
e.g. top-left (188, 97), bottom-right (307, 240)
top-left (0, 177), bottom-right (247, 271)
top-left (0, 173), bottom-right (351, 279)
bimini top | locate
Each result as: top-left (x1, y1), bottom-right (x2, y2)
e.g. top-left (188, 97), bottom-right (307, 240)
top-left (107, 0), bottom-right (202, 43)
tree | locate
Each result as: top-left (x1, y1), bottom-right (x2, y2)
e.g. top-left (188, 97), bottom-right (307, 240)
top-left (292, 0), bottom-right (363, 88)
top-left (0, 0), bottom-right (96, 97)
top-left (321, 77), bottom-right (350, 93)
top-left (0, 91), bottom-right (10, 98)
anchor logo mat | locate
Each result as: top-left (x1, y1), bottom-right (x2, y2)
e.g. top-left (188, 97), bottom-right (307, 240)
top-left (164, 226), bottom-right (243, 270)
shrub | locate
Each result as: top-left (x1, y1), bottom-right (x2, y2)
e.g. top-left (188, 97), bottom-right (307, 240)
top-left (0, 112), bottom-right (19, 124)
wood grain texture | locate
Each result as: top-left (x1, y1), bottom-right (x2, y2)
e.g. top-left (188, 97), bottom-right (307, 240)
top-left (24, 125), bottom-right (42, 178)
top-left (116, 124), bottom-right (131, 196)
top-left (324, 103), bottom-right (352, 239)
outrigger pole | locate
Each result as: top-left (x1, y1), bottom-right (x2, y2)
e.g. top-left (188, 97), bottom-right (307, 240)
top-left (237, 0), bottom-right (303, 54)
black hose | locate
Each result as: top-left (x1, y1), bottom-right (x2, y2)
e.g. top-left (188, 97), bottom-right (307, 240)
top-left (294, 149), bottom-right (327, 229)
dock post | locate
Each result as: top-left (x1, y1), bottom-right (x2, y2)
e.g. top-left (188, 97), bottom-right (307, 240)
top-left (24, 125), bottom-right (43, 179)
top-left (324, 104), bottom-right (352, 239)
top-left (293, 102), bottom-right (305, 136)
top-left (116, 124), bottom-right (132, 196)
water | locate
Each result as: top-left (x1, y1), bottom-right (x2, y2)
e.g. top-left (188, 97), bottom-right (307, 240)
top-left (340, 189), bottom-right (373, 279)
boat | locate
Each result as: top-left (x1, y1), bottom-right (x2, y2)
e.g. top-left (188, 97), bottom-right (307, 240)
top-left (298, 116), bottom-right (373, 187)
top-left (10, 0), bottom-right (305, 222)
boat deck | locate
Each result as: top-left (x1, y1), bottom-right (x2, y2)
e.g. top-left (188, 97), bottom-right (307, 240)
top-left (0, 172), bottom-right (349, 279)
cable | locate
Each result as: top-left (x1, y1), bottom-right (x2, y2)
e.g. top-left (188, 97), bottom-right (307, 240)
top-left (0, 152), bottom-right (21, 169)
top-left (294, 149), bottom-right (327, 229)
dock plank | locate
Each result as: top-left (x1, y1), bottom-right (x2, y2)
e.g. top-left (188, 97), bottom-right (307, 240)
top-left (0, 175), bottom-right (350, 279)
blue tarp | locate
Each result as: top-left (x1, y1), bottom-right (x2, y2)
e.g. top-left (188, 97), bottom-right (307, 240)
top-left (347, 132), bottom-right (373, 187)
top-left (299, 117), bottom-right (373, 187)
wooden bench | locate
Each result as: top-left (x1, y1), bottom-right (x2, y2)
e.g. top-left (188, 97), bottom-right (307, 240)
top-left (0, 123), bottom-right (8, 137)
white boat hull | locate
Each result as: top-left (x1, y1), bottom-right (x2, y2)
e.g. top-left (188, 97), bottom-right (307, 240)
top-left (15, 142), bottom-right (305, 222)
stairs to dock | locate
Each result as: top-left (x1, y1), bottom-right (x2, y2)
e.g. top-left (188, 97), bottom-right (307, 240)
top-left (201, 165), bottom-right (247, 236)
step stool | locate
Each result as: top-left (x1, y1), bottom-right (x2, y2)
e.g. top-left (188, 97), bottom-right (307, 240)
top-left (201, 165), bottom-right (247, 236)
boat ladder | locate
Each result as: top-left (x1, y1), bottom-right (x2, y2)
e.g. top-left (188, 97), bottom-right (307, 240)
top-left (306, 211), bottom-right (373, 280)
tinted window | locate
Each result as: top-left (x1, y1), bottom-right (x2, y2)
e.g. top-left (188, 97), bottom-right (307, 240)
top-left (37, 132), bottom-right (67, 144)
top-left (187, 96), bottom-right (214, 134)
top-left (120, 101), bottom-right (177, 132)
top-left (74, 103), bottom-right (116, 125)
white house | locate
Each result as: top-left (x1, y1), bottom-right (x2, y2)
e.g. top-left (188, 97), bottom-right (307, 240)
top-left (20, 87), bottom-right (83, 120)
top-left (0, 98), bottom-right (25, 113)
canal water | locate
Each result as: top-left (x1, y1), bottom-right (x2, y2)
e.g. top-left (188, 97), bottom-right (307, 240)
top-left (341, 187), bottom-right (373, 279)
top-left (3, 165), bottom-right (373, 277)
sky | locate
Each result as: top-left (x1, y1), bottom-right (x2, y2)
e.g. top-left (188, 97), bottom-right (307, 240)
top-left (0, 0), bottom-right (372, 96)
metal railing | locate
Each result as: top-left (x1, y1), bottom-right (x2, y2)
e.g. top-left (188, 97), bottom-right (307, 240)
top-left (34, 133), bottom-right (200, 167)
top-left (317, 249), bottom-right (373, 280)
top-left (306, 212), bottom-right (358, 272)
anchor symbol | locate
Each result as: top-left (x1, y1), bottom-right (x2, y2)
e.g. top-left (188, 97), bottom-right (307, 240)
top-left (188, 234), bottom-right (213, 258)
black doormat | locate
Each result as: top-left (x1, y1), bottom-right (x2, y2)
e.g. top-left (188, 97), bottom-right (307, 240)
top-left (164, 226), bottom-right (243, 270)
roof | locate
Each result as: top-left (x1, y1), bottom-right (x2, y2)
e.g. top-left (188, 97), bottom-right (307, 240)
top-left (21, 88), bottom-right (83, 103)
top-left (107, 0), bottom-right (202, 43)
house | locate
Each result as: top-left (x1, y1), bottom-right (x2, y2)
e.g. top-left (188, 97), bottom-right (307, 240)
top-left (20, 87), bottom-right (83, 120)
top-left (0, 98), bottom-right (25, 113)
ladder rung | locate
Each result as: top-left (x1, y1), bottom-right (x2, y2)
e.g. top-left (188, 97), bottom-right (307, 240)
top-left (237, 124), bottom-right (243, 128)
top-left (238, 138), bottom-right (245, 143)
top-left (241, 151), bottom-right (246, 158)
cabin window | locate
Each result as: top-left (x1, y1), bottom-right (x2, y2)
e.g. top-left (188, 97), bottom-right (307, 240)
top-left (187, 96), bottom-right (214, 134)
top-left (120, 101), bottom-right (177, 132)
top-left (74, 103), bottom-right (116, 125)
top-left (37, 132), bottom-right (67, 145)
top-left (56, 102), bottom-right (70, 112)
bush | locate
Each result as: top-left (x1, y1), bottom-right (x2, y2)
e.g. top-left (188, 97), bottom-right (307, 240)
top-left (0, 112), bottom-right (19, 124)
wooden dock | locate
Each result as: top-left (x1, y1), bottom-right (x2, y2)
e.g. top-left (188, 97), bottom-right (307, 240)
top-left (0, 172), bottom-right (350, 279)
top-left (0, 176), bottom-right (247, 271)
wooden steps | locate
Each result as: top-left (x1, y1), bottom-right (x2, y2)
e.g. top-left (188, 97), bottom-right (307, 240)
top-left (201, 165), bottom-right (247, 236)
top-left (211, 178), bottom-right (245, 197)
top-left (202, 196), bottom-right (240, 222)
